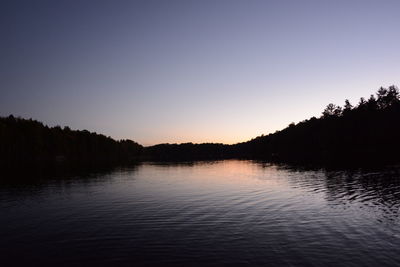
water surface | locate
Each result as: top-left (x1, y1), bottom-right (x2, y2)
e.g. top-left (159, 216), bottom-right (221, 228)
top-left (1, 160), bottom-right (400, 266)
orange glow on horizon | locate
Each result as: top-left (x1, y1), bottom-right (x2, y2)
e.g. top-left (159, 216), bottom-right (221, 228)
top-left (139, 134), bottom-right (259, 146)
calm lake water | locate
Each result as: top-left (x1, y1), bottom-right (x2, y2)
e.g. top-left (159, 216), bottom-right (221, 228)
top-left (1, 160), bottom-right (400, 266)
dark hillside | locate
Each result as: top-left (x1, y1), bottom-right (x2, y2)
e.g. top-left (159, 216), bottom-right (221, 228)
top-left (235, 86), bottom-right (400, 165)
top-left (0, 116), bottom-right (142, 166)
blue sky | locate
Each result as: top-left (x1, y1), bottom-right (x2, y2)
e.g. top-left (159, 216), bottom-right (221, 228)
top-left (1, 0), bottom-right (400, 145)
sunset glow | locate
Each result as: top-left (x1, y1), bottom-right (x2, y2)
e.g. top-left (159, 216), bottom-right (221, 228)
top-left (1, 0), bottom-right (400, 145)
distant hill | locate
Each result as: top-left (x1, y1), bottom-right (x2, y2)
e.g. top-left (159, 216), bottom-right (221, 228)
top-left (2, 85), bottom-right (400, 167)
top-left (142, 142), bottom-right (233, 161)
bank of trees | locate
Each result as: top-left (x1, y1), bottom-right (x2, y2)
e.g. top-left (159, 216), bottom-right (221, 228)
top-left (143, 143), bottom-right (229, 161)
top-left (236, 86), bottom-right (400, 165)
top-left (2, 86), bottom-right (400, 167)
top-left (0, 116), bottom-right (142, 166)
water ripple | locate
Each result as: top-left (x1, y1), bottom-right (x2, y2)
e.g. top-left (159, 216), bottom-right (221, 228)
top-left (1, 160), bottom-right (400, 266)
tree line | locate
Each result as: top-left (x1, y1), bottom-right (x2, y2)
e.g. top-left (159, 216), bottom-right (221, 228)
top-left (143, 85), bottom-right (400, 165)
top-left (0, 116), bottom-right (142, 167)
top-left (2, 86), bottom-right (400, 167)
top-left (235, 85), bottom-right (400, 165)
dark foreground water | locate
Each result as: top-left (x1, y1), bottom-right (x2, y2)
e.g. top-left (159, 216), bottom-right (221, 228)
top-left (1, 160), bottom-right (400, 266)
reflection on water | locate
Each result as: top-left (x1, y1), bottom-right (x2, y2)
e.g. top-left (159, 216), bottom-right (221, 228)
top-left (1, 160), bottom-right (400, 266)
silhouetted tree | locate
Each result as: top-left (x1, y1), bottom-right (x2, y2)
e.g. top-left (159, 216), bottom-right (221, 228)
top-left (322, 103), bottom-right (342, 117)
top-left (344, 99), bottom-right (353, 111)
top-left (366, 95), bottom-right (378, 111)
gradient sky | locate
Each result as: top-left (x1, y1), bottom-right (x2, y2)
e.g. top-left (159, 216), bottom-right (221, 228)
top-left (1, 0), bottom-right (400, 145)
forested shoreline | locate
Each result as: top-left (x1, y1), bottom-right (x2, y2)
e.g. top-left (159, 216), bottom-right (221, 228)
top-left (2, 86), bottom-right (400, 167)
top-left (0, 116), bottom-right (142, 167)
top-left (236, 86), bottom-right (400, 165)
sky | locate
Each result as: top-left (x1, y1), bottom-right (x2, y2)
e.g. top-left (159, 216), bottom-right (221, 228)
top-left (1, 0), bottom-right (400, 145)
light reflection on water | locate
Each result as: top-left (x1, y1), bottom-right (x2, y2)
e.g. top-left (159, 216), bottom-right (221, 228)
top-left (1, 160), bottom-right (400, 266)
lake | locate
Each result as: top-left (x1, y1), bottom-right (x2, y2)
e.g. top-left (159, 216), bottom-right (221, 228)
top-left (1, 160), bottom-right (400, 266)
